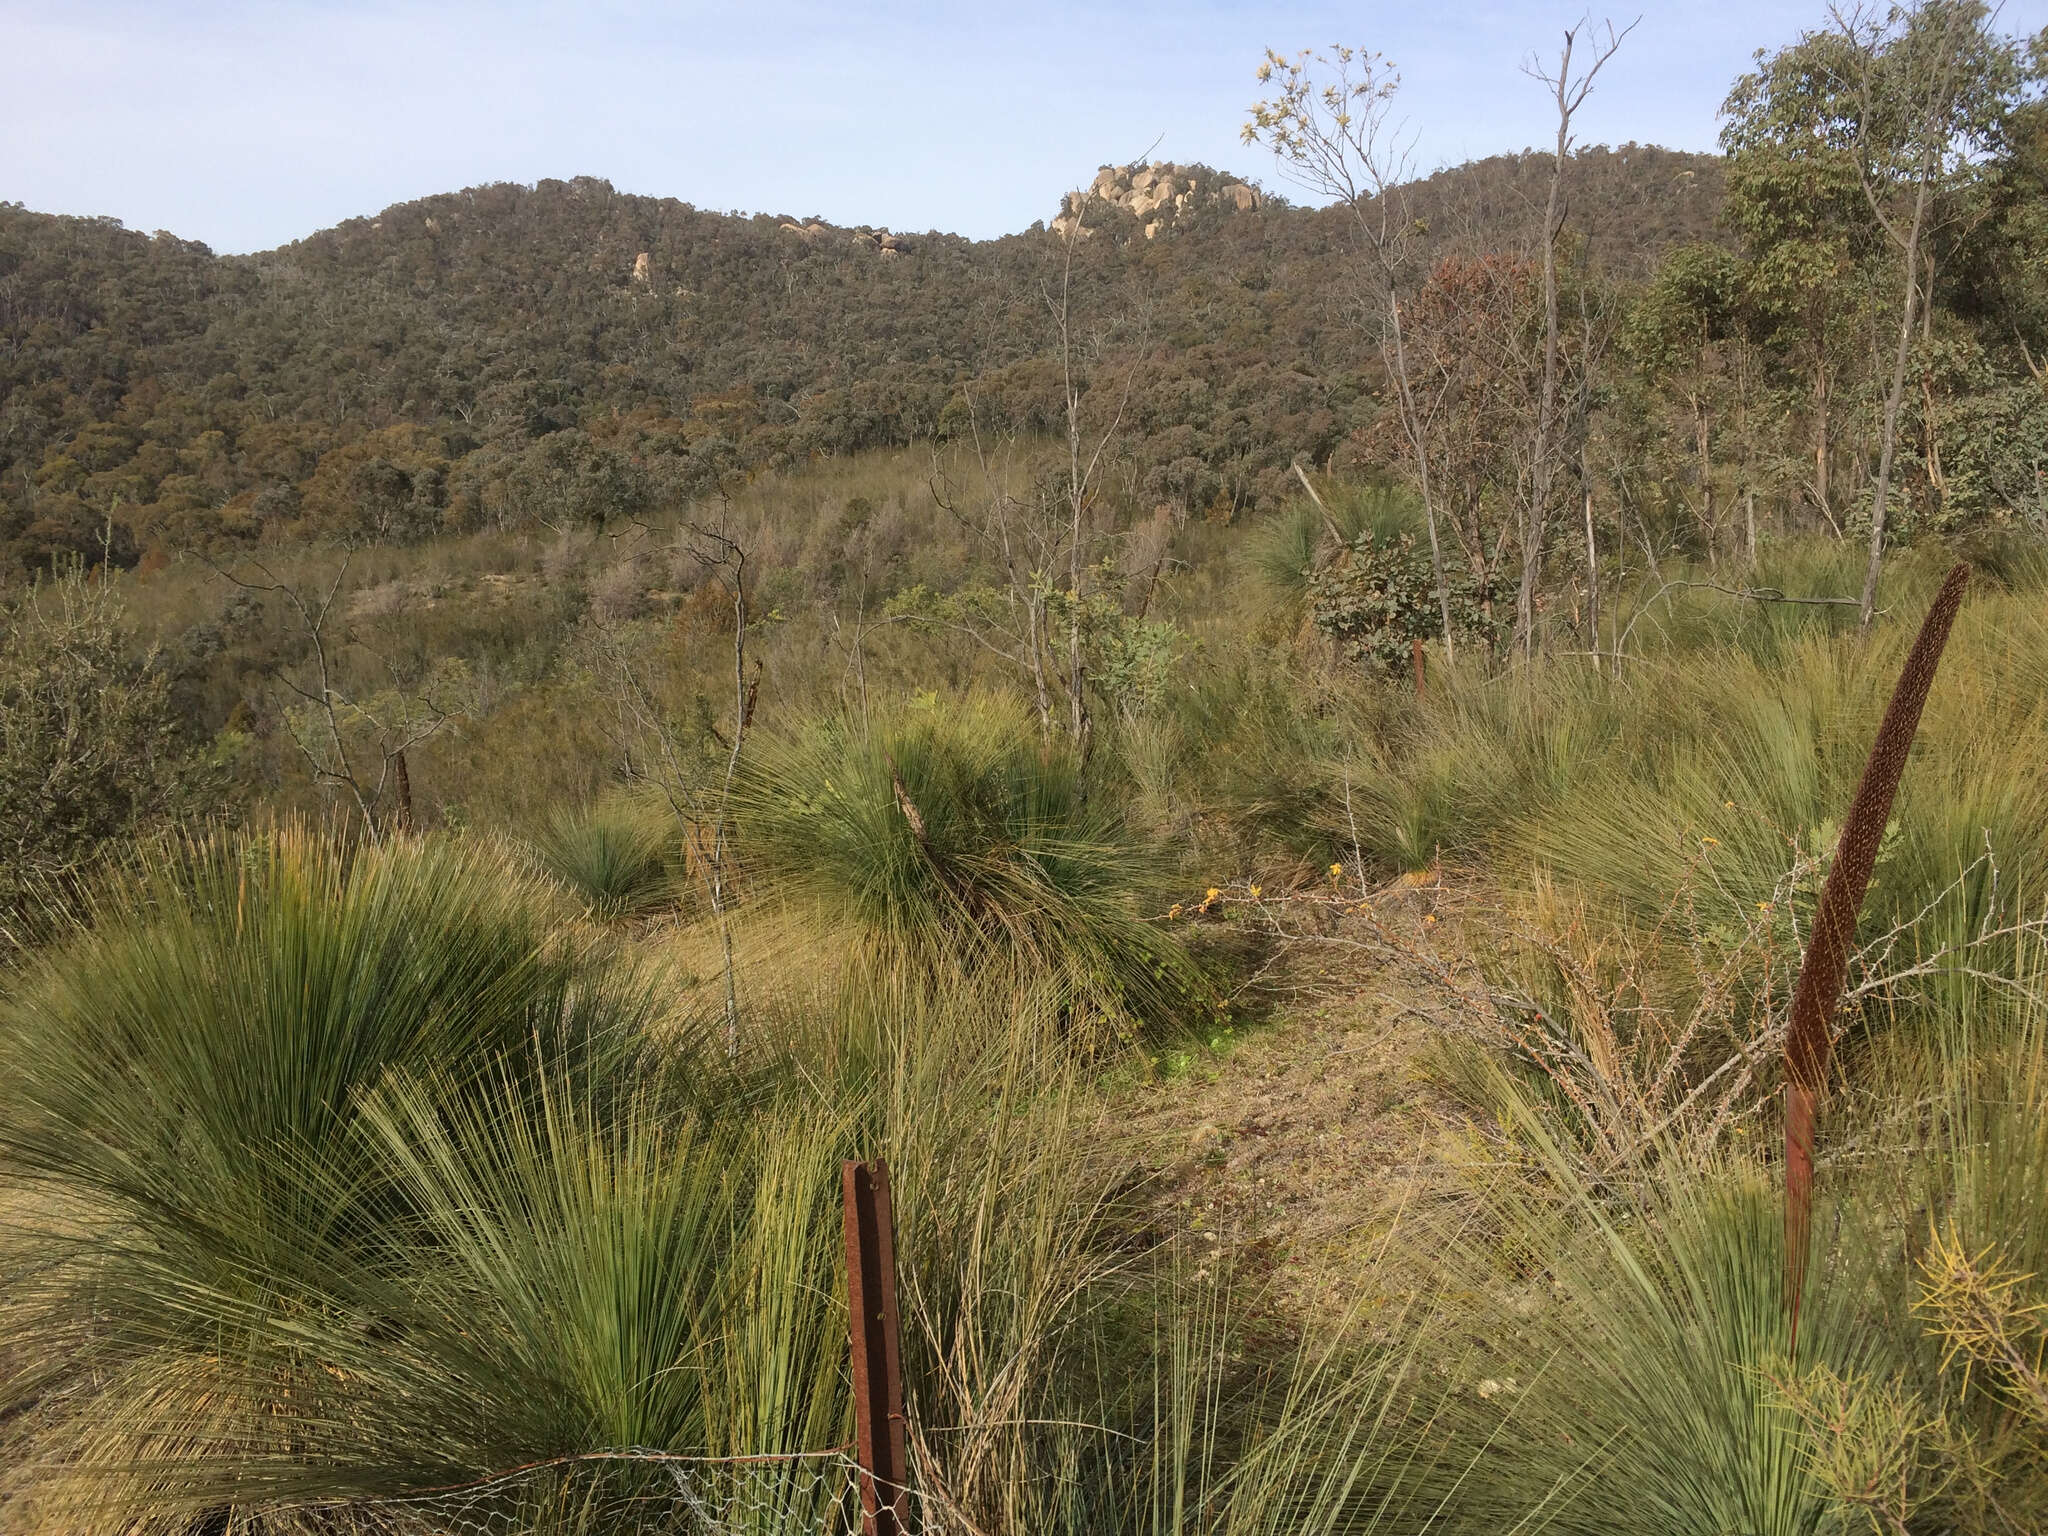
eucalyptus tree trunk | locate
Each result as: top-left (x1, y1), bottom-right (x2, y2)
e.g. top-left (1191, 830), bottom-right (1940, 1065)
top-left (1860, 164), bottom-right (1934, 631)
top-left (1385, 290), bottom-right (1459, 665)
top-left (1517, 99), bottom-right (1569, 661)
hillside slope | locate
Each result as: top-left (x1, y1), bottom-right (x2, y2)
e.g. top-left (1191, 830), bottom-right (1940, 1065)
top-left (0, 146), bottom-right (1721, 572)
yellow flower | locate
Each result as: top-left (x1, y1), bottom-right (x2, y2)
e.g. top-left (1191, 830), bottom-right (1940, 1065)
top-left (1329, 862), bottom-right (1344, 880)
top-left (1724, 800), bottom-right (1735, 809)
top-left (1702, 836), bottom-right (1720, 848)
top-left (1423, 913), bottom-right (1437, 925)
top-left (1205, 887), bottom-right (1221, 902)
top-left (1757, 901), bottom-right (1773, 913)
top-left (1249, 885), bottom-right (1262, 900)
top-left (1168, 903), bottom-right (1184, 920)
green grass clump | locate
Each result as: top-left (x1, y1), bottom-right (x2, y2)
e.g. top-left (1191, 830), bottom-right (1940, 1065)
top-left (1427, 1094), bottom-right (1884, 1534)
top-left (523, 795), bottom-right (680, 919)
top-left (300, 1071), bottom-right (859, 1491)
top-left (1248, 481), bottom-right (1425, 612)
top-left (731, 695), bottom-right (1208, 1035)
top-left (0, 826), bottom-right (660, 1522)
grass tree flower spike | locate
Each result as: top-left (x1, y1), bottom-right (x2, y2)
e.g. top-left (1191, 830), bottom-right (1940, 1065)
top-left (1784, 562), bottom-right (1970, 1348)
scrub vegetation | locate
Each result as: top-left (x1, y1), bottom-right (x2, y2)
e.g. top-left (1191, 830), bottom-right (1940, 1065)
top-left (4, 3), bottom-right (2048, 1531)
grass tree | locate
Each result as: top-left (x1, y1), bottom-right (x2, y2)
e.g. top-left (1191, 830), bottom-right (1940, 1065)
top-left (729, 695), bottom-right (1208, 1037)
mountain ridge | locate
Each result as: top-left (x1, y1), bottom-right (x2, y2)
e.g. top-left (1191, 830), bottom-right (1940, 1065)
top-left (9, 139), bottom-right (1723, 262)
top-left (0, 144), bottom-right (1724, 573)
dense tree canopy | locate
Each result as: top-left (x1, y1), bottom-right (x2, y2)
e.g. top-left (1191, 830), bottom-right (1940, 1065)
top-left (1, 8), bottom-right (2042, 602)
top-left (1, 150), bottom-right (1723, 579)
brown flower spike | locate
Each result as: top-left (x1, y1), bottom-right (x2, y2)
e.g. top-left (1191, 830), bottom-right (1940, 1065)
top-left (1785, 562), bottom-right (1970, 1348)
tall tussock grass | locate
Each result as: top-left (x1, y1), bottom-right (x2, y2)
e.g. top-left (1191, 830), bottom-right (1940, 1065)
top-left (0, 828), bottom-right (662, 1520)
top-left (730, 695), bottom-right (1211, 1035)
top-left (1249, 480), bottom-right (1427, 613)
top-left (522, 795), bottom-right (681, 919)
top-left (0, 827), bottom-right (644, 1281)
top-left (1319, 547), bottom-right (2048, 1029)
top-left (0, 825), bottom-right (1467, 1535)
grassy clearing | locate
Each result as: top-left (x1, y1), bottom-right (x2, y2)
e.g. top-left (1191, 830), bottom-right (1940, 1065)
top-left (7, 456), bottom-right (2048, 1532)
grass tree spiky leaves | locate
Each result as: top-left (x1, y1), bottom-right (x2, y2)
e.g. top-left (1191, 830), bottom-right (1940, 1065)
top-left (730, 696), bottom-right (1210, 1038)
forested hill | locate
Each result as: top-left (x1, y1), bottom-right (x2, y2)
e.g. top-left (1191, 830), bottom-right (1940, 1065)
top-left (0, 145), bottom-right (1721, 574)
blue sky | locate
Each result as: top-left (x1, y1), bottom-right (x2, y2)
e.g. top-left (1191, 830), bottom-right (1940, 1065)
top-left (5, 1), bottom-right (2046, 253)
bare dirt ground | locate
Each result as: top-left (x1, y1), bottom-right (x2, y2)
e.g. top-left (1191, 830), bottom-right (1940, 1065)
top-left (1109, 886), bottom-right (1484, 1317)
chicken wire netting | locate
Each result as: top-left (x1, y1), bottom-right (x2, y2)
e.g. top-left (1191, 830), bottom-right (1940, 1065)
top-left (272, 1449), bottom-right (871, 1536)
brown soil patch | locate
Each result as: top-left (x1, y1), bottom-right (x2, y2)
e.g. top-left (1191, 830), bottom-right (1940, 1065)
top-left (1112, 896), bottom-right (1480, 1318)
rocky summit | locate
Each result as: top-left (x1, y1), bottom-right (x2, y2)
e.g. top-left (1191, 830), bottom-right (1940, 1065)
top-left (1052, 161), bottom-right (1263, 240)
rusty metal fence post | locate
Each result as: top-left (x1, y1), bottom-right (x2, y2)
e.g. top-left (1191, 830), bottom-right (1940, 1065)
top-left (843, 1159), bottom-right (907, 1536)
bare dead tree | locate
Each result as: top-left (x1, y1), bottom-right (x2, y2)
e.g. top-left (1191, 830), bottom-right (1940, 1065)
top-left (918, 231), bottom-right (1143, 747)
top-left (1575, 262), bottom-right (1624, 667)
top-left (827, 554), bottom-right (912, 739)
top-left (691, 522), bottom-right (752, 1055)
top-left (585, 520), bottom-right (756, 1056)
top-left (1045, 219), bottom-right (1146, 759)
top-left (211, 551), bottom-right (458, 841)
top-left (1516, 17), bottom-right (1636, 661)
top-left (927, 428), bottom-right (1061, 734)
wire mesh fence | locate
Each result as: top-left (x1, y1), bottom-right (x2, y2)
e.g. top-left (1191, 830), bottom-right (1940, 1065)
top-left (202, 1161), bottom-right (921, 1536)
top-left (275, 1448), bottom-right (874, 1536)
